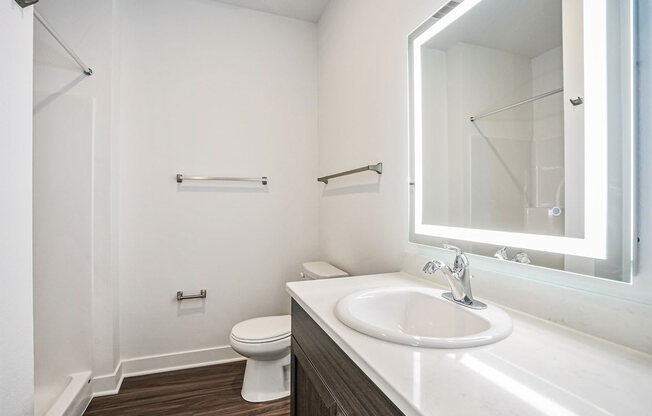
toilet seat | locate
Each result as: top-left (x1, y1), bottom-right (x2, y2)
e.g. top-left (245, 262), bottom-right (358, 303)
top-left (230, 334), bottom-right (291, 361)
top-left (231, 315), bottom-right (291, 344)
top-left (231, 332), bottom-right (290, 344)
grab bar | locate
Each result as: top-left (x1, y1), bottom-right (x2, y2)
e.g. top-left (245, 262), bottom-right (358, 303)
top-left (176, 174), bottom-right (267, 185)
top-left (318, 163), bottom-right (383, 184)
top-left (177, 290), bottom-right (207, 301)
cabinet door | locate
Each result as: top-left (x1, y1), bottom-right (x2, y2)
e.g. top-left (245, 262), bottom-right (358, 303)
top-left (292, 339), bottom-right (344, 416)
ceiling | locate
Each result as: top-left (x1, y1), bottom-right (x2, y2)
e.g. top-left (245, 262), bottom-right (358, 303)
top-left (215, 0), bottom-right (330, 23)
top-left (424, 0), bottom-right (562, 58)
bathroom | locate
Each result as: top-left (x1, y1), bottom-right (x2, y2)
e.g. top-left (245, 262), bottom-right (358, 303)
top-left (1, 0), bottom-right (651, 415)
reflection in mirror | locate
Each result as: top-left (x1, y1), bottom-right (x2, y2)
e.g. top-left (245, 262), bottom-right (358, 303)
top-left (409, 0), bottom-right (634, 281)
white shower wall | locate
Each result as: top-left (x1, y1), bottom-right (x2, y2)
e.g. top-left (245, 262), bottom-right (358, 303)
top-left (32, 93), bottom-right (94, 415)
top-left (32, 0), bottom-right (117, 413)
top-left (448, 42), bottom-right (533, 233)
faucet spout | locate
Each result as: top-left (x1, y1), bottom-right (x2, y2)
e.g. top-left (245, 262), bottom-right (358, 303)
top-left (422, 245), bottom-right (486, 309)
top-left (422, 259), bottom-right (449, 274)
top-left (424, 260), bottom-right (467, 303)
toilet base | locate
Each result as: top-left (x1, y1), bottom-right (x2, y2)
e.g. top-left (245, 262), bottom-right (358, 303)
top-left (241, 354), bottom-right (291, 403)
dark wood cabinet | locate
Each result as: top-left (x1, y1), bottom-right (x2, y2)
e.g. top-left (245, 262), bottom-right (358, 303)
top-left (291, 300), bottom-right (404, 416)
top-left (292, 339), bottom-right (344, 416)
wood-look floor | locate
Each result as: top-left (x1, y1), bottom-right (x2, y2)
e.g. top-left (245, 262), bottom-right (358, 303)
top-left (84, 361), bottom-right (290, 416)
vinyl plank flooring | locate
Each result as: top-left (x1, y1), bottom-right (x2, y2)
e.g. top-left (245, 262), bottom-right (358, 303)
top-left (84, 361), bottom-right (290, 416)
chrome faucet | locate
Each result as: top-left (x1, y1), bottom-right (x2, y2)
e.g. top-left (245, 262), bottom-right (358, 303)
top-left (494, 247), bottom-right (531, 264)
top-left (422, 244), bottom-right (487, 310)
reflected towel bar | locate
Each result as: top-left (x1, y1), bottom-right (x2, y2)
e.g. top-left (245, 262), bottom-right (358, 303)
top-left (177, 290), bottom-right (207, 301)
top-left (318, 163), bottom-right (383, 184)
top-left (176, 174), bottom-right (268, 185)
top-left (470, 88), bottom-right (563, 122)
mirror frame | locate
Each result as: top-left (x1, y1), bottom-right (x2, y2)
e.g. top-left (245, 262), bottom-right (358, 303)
top-left (409, 0), bottom-right (633, 260)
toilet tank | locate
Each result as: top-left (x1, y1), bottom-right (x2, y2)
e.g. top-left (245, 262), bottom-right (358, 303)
top-left (301, 261), bottom-right (348, 280)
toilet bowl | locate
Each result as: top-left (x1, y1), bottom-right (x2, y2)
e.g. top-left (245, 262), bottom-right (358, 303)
top-left (230, 315), bottom-right (291, 403)
top-left (230, 262), bottom-right (348, 402)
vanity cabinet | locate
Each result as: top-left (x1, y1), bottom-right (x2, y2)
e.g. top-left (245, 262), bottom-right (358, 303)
top-left (292, 340), bottom-right (344, 416)
top-left (291, 300), bottom-right (404, 416)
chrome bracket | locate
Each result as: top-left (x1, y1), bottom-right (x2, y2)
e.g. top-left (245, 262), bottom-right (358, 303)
top-left (569, 96), bottom-right (584, 106)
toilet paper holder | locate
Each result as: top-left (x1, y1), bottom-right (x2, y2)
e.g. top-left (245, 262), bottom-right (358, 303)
top-left (177, 289), bottom-right (207, 301)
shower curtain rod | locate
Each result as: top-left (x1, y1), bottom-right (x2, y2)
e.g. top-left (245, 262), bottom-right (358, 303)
top-left (470, 87), bottom-right (563, 122)
top-left (33, 9), bottom-right (93, 76)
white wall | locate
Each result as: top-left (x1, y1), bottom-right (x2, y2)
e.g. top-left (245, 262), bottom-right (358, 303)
top-left (318, 0), bottom-right (652, 353)
top-left (116, 0), bottom-right (319, 359)
top-left (0, 3), bottom-right (34, 416)
top-left (32, 0), bottom-right (117, 412)
top-left (317, 0), bottom-right (537, 272)
top-left (318, 0), bottom-right (444, 275)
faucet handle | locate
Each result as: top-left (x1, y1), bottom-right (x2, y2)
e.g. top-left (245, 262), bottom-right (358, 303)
top-left (513, 252), bottom-right (531, 264)
top-left (443, 244), bottom-right (462, 255)
top-left (494, 247), bottom-right (509, 260)
top-left (443, 244), bottom-right (469, 268)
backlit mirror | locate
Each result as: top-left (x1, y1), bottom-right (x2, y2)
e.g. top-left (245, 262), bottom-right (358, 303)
top-left (409, 0), bottom-right (634, 281)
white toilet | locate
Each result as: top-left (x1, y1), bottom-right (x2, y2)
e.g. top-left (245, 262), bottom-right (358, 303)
top-left (230, 261), bottom-right (348, 402)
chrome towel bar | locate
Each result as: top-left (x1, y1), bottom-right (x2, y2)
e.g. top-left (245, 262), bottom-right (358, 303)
top-left (470, 87), bottom-right (563, 122)
top-left (318, 163), bottom-right (383, 184)
top-left (176, 174), bottom-right (267, 185)
top-left (177, 290), bottom-right (206, 301)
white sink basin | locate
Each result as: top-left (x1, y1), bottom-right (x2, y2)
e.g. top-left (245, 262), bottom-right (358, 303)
top-left (335, 286), bottom-right (512, 348)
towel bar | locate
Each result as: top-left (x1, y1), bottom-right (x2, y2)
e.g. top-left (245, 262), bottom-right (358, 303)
top-left (318, 163), bottom-right (382, 184)
top-left (176, 174), bottom-right (267, 185)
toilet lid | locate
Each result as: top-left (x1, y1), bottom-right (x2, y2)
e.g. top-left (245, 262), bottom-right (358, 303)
top-left (231, 315), bottom-right (291, 343)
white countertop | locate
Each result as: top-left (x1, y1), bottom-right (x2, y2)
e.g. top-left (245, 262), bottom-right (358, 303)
top-left (286, 272), bottom-right (652, 416)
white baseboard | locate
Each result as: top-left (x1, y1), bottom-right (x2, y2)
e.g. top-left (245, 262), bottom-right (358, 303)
top-left (92, 345), bottom-right (244, 397)
top-left (44, 371), bottom-right (93, 416)
top-left (91, 362), bottom-right (124, 397)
